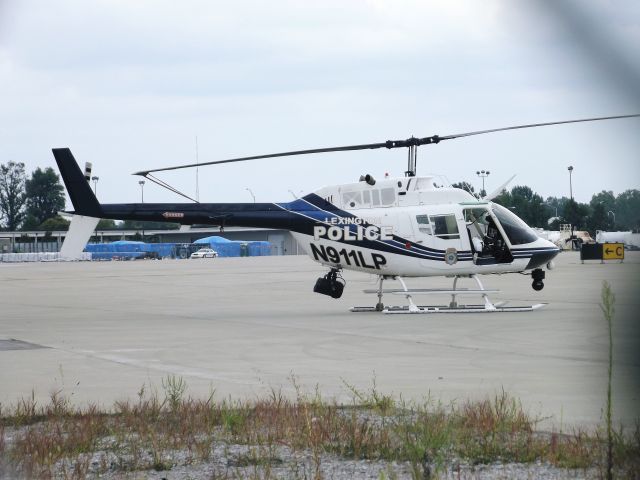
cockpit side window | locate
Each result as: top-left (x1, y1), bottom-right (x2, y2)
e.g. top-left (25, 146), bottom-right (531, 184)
top-left (430, 214), bottom-right (460, 239)
top-left (491, 203), bottom-right (539, 245)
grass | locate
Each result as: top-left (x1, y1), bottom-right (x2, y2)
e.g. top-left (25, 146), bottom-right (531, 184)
top-left (1, 378), bottom-right (639, 479)
top-left (601, 280), bottom-right (615, 480)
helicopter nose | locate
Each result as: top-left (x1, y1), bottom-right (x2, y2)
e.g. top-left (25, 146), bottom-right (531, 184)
top-left (525, 239), bottom-right (561, 270)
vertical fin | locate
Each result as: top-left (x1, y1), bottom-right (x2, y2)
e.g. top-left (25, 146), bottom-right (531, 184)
top-left (52, 148), bottom-right (103, 217)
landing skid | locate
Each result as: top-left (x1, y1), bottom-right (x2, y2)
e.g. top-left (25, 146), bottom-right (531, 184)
top-left (350, 274), bottom-right (546, 314)
top-left (351, 303), bottom-right (546, 314)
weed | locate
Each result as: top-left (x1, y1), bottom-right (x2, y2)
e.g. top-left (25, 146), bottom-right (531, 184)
top-left (1, 378), bottom-right (638, 478)
top-left (162, 374), bottom-right (187, 412)
top-left (600, 280), bottom-right (615, 480)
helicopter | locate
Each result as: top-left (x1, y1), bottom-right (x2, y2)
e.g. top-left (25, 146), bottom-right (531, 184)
top-left (52, 114), bottom-right (639, 314)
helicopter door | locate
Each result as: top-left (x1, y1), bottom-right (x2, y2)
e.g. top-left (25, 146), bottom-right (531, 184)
top-left (463, 207), bottom-right (513, 265)
top-left (397, 213), bottom-right (416, 243)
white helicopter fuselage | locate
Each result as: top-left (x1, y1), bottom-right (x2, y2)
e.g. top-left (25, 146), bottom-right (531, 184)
top-left (290, 175), bottom-right (559, 277)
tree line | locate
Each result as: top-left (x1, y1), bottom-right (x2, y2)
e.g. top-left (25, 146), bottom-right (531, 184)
top-left (452, 181), bottom-right (640, 233)
top-left (1, 160), bottom-right (638, 234)
top-left (0, 161), bottom-right (179, 232)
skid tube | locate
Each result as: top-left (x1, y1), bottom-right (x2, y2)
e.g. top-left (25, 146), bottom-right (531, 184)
top-left (350, 274), bottom-right (546, 314)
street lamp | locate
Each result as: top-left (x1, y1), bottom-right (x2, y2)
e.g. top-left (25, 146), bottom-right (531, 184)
top-left (245, 188), bottom-right (255, 203)
top-left (138, 180), bottom-right (145, 203)
top-left (476, 170), bottom-right (490, 196)
top-left (567, 166), bottom-right (575, 239)
top-left (608, 210), bottom-right (615, 225)
top-left (91, 176), bottom-right (99, 196)
top-left (138, 180), bottom-right (145, 241)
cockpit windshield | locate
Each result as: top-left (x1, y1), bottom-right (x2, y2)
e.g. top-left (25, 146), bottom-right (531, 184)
top-left (491, 203), bottom-right (539, 245)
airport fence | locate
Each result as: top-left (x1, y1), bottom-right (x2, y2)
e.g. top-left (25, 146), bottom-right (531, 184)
top-left (0, 252), bottom-right (92, 262)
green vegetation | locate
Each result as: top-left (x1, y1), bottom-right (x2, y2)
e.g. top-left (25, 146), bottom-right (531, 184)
top-left (0, 379), bottom-right (638, 479)
top-left (601, 281), bottom-right (615, 480)
top-left (452, 179), bottom-right (640, 233)
top-left (0, 161), bottom-right (27, 231)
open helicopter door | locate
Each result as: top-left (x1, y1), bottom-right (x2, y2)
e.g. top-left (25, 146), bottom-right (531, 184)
top-left (463, 206), bottom-right (514, 265)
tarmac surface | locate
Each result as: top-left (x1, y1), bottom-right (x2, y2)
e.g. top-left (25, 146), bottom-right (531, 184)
top-left (1, 251), bottom-right (639, 428)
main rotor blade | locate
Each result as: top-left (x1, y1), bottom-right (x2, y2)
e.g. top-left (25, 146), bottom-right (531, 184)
top-left (439, 114), bottom-right (640, 141)
top-left (133, 113), bottom-right (639, 176)
top-left (133, 141), bottom-right (392, 176)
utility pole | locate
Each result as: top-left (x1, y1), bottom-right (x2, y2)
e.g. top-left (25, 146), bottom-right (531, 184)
top-left (476, 170), bottom-right (490, 196)
top-left (91, 176), bottom-right (99, 197)
top-left (138, 180), bottom-right (145, 241)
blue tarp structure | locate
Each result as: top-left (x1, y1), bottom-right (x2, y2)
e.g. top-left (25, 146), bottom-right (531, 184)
top-left (194, 236), bottom-right (272, 257)
top-left (85, 237), bottom-right (272, 260)
top-left (85, 241), bottom-right (177, 260)
top-left (194, 236), bottom-right (240, 257)
top-left (248, 241), bottom-right (271, 256)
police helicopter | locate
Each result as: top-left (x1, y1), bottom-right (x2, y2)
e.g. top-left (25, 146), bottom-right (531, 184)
top-left (52, 114), bottom-right (639, 314)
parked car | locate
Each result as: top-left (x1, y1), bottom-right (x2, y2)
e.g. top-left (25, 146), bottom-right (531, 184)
top-left (190, 248), bottom-right (218, 259)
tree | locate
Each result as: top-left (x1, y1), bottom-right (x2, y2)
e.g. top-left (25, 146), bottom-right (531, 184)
top-left (589, 191), bottom-right (616, 231)
top-left (590, 190), bottom-right (616, 214)
top-left (21, 214), bottom-right (41, 231)
top-left (492, 189), bottom-right (512, 209)
top-left (586, 202), bottom-right (612, 234)
top-left (0, 161), bottom-right (27, 230)
top-left (563, 198), bottom-right (590, 230)
top-left (25, 167), bottom-right (65, 225)
top-left (121, 220), bottom-right (180, 230)
top-left (509, 185), bottom-right (546, 228)
top-left (97, 219), bottom-right (117, 229)
top-left (451, 181), bottom-right (475, 194)
top-left (493, 185), bottom-right (546, 228)
top-left (40, 215), bottom-right (71, 231)
top-left (615, 189), bottom-right (640, 231)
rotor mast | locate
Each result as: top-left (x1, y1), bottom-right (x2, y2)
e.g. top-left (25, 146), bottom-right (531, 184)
top-left (406, 141), bottom-right (418, 177)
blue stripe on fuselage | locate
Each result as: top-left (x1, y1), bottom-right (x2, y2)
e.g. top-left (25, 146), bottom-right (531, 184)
top-left (277, 194), bottom-right (475, 262)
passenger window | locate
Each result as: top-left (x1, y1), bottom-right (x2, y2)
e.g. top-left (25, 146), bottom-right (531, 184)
top-left (372, 189), bottom-right (381, 206)
top-left (342, 191), bottom-right (362, 208)
top-left (430, 214), bottom-right (460, 239)
top-left (381, 188), bottom-right (395, 206)
top-left (362, 190), bottom-right (371, 205)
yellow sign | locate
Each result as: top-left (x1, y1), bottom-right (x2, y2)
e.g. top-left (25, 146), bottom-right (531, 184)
top-left (603, 243), bottom-right (624, 260)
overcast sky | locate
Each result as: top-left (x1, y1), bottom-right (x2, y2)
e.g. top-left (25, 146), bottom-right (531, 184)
top-left (0, 0), bottom-right (638, 206)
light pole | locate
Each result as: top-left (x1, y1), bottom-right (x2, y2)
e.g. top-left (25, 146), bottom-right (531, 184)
top-left (476, 170), bottom-right (490, 196)
top-left (138, 180), bottom-right (145, 241)
top-left (608, 210), bottom-right (615, 225)
top-left (91, 176), bottom-right (100, 241)
top-left (138, 180), bottom-right (145, 203)
top-left (91, 176), bottom-right (99, 197)
top-left (567, 166), bottom-right (575, 240)
top-left (245, 188), bottom-right (255, 203)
